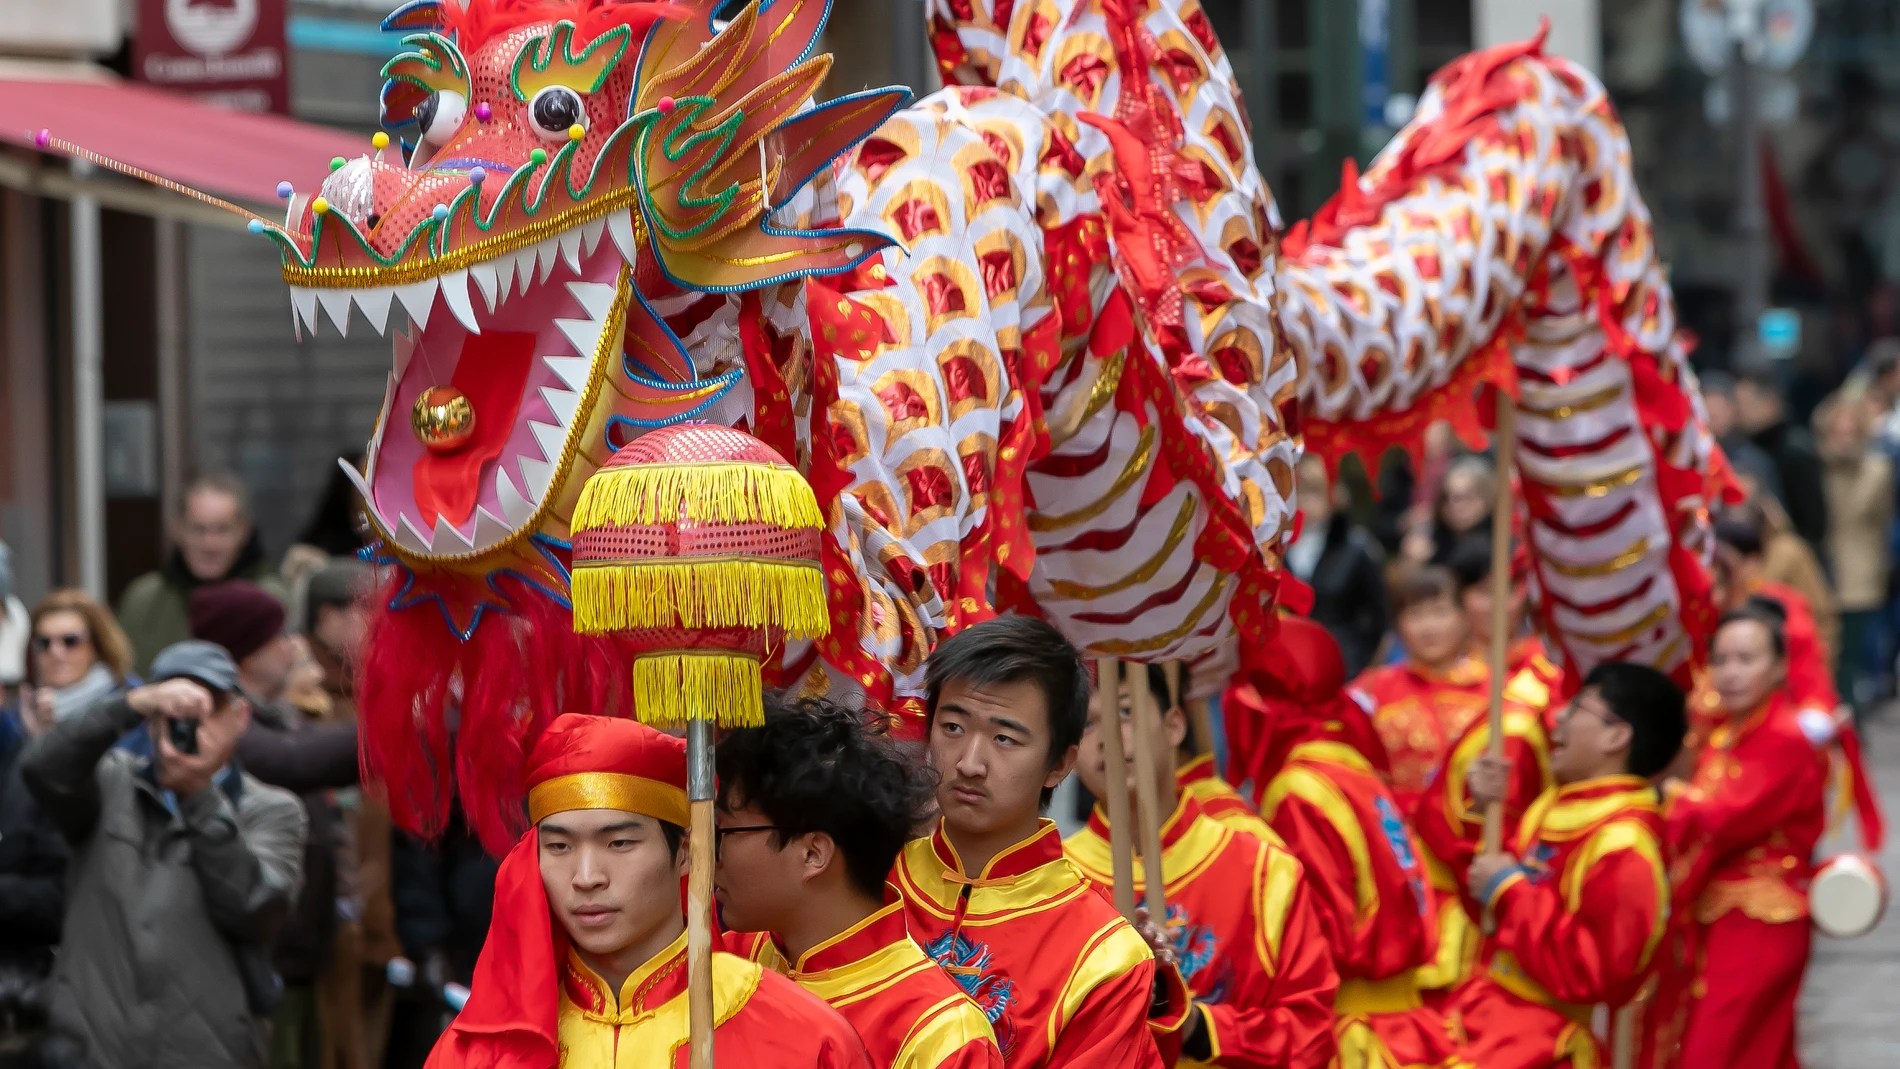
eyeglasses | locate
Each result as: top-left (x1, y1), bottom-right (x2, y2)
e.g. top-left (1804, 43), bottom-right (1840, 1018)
top-left (714, 824), bottom-right (781, 858)
top-left (1559, 700), bottom-right (1623, 728)
top-left (32, 633), bottom-right (87, 653)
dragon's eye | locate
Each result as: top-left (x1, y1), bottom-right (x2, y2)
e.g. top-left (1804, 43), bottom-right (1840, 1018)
top-left (529, 86), bottom-right (586, 141)
top-left (416, 89), bottom-right (467, 147)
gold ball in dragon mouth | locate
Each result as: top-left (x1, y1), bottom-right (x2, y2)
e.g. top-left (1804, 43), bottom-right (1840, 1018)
top-left (412, 386), bottom-right (475, 452)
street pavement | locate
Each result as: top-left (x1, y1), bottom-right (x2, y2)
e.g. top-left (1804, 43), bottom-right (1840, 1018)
top-left (1799, 710), bottom-right (1900, 1066)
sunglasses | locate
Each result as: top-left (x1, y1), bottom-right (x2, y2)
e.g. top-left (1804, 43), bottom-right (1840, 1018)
top-left (32, 633), bottom-right (87, 653)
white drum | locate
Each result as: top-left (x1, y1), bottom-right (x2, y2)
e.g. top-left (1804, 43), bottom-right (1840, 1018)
top-left (1811, 854), bottom-right (1888, 939)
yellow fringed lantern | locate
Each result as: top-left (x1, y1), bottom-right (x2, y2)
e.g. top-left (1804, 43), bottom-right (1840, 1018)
top-left (569, 423), bottom-right (830, 727)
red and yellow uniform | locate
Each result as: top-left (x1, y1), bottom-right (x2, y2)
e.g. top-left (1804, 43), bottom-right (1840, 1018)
top-left (1654, 693), bottom-right (1828, 1069)
top-left (1352, 657), bottom-right (1489, 813)
top-left (894, 821), bottom-right (1187, 1069)
top-left (1260, 740), bottom-right (1467, 1069)
top-left (1352, 655), bottom-right (1490, 1003)
top-left (426, 714), bottom-right (871, 1069)
top-left (785, 901), bottom-right (1004, 1069)
top-left (1065, 794), bottom-right (1340, 1069)
top-left (1177, 753), bottom-right (1279, 840)
top-left (1457, 778), bottom-right (1670, 1069)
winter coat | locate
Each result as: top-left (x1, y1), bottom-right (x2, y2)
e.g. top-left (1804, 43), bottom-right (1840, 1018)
top-left (19, 695), bottom-right (306, 1069)
top-left (1824, 451), bottom-right (1895, 612)
top-left (1290, 513), bottom-right (1390, 678)
top-left (0, 717), bottom-right (67, 1046)
top-left (115, 539), bottom-right (289, 677)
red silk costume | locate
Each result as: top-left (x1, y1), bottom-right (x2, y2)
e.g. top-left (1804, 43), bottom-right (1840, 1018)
top-left (1457, 778), bottom-right (1670, 1069)
top-left (425, 715), bottom-right (871, 1069)
top-left (1064, 794), bottom-right (1340, 1069)
top-left (1652, 693), bottom-right (1828, 1069)
top-left (1234, 616), bottom-right (1464, 1069)
top-left (786, 901), bottom-right (1005, 1069)
top-left (893, 821), bottom-right (1186, 1069)
top-left (1177, 753), bottom-right (1280, 840)
top-left (1352, 655), bottom-right (1490, 1002)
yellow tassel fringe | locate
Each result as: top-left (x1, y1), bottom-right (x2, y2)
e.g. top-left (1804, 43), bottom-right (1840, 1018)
top-left (571, 557), bottom-right (830, 637)
top-left (572, 461), bottom-right (825, 532)
top-left (632, 651), bottom-right (764, 728)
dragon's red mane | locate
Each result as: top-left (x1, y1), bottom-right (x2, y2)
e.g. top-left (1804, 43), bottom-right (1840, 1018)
top-left (440, 0), bottom-right (686, 51)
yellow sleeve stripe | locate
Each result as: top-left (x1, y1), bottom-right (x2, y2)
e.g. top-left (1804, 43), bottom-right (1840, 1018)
top-left (1264, 768), bottom-right (1375, 922)
top-left (1251, 846), bottom-right (1304, 970)
top-left (1048, 920), bottom-right (1152, 1053)
top-left (894, 991), bottom-right (1001, 1068)
top-left (1561, 820), bottom-right (1670, 969)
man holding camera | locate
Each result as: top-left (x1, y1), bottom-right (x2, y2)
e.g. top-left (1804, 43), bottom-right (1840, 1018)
top-left (19, 640), bottom-right (307, 1069)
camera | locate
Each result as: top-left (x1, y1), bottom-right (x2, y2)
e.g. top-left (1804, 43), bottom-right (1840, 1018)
top-left (165, 715), bottom-right (200, 755)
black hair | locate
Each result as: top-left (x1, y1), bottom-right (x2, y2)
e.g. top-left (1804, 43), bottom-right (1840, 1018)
top-left (1391, 564), bottom-right (1460, 614)
top-left (1581, 662), bottom-right (1687, 779)
top-left (715, 694), bottom-right (933, 900)
top-left (1733, 362), bottom-right (1781, 395)
top-left (1119, 662), bottom-right (1196, 756)
top-left (1713, 515), bottom-right (1764, 559)
top-left (1716, 599), bottom-right (1789, 658)
top-left (659, 821), bottom-right (685, 858)
top-left (1445, 533), bottom-right (1495, 592)
top-left (925, 614), bottom-right (1091, 771)
top-left (1698, 369), bottom-right (1737, 399)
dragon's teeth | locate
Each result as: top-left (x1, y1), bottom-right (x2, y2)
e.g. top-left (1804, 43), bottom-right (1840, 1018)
top-left (557, 227), bottom-right (585, 272)
top-left (513, 246), bottom-right (538, 296)
top-left (535, 238), bottom-right (560, 284)
top-left (555, 318), bottom-right (601, 361)
top-left (579, 216), bottom-right (607, 257)
top-left (440, 269), bottom-right (480, 334)
top-left (496, 466), bottom-right (535, 525)
top-left (540, 385), bottom-right (581, 428)
top-left (355, 286), bottom-right (394, 334)
top-left (289, 287), bottom-right (320, 333)
top-left (529, 419), bottom-right (566, 460)
top-left (544, 352), bottom-right (592, 391)
top-left (432, 515), bottom-right (474, 553)
top-left (472, 506), bottom-right (513, 548)
top-left (566, 281), bottom-right (617, 322)
top-left (316, 289), bottom-right (353, 335)
top-left (394, 279), bottom-right (437, 331)
top-left (518, 455), bottom-right (555, 498)
top-left (606, 210), bottom-right (638, 264)
top-left (396, 515), bottom-right (435, 553)
top-left (469, 261), bottom-right (501, 312)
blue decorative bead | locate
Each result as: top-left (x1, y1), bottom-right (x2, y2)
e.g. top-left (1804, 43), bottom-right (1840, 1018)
top-left (468, 166), bottom-right (486, 186)
top-left (276, 181), bottom-right (293, 199)
top-left (247, 219), bottom-right (266, 234)
top-left (432, 204), bottom-right (450, 221)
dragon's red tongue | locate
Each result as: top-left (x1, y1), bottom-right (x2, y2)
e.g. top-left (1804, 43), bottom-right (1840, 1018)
top-left (414, 331), bottom-right (536, 528)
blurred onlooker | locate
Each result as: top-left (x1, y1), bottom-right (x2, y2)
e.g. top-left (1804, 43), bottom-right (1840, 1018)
top-left (1734, 366), bottom-right (1831, 548)
top-left (1816, 393), bottom-right (1894, 706)
top-left (1701, 370), bottom-right (1786, 502)
top-left (187, 582), bottom-right (358, 1069)
top-left (20, 641), bottom-right (307, 1069)
top-left (0, 542), bottom-right (27, 697)
top-left (383, 817), bottom-right (498, 1069)
top-left (1401, 454), bottom-right (1494, 568)
top-left (292, 453), bottom-right (371, 562)
top-left (0, 660), bottom-right (72, 1066)
top-left (119, 475), bottom-right (289, 676)
top-left (1722, 498), bottom-right (1842, 667)
top-left (21, 590), bottom-right (136, 728)
top-left (1286, 455), bottom-right (1388, 676)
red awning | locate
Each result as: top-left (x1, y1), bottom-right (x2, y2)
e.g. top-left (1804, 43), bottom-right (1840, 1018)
top-left (0, 68), bottom-right (365, 208)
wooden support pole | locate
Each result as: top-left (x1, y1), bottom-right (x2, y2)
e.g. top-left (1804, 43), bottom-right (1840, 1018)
top-left (1481, 395), bottom-right (1518, 857)
top-left (1095, 659), bottom-right (1138, 918)
top-left (1127, 663), bottom-right (1171, 923)
top-left (686, 721), bottom-right (717, 1069)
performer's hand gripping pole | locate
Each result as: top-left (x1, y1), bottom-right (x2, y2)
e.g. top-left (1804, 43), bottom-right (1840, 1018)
top-left (1095, 660), bottom-right (1138, 918)
top-left (688, 720), bottom-right (716, 1069)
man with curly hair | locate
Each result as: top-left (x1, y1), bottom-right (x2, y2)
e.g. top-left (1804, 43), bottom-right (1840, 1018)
top-left (714, 695), bottom-right (1003, 1069)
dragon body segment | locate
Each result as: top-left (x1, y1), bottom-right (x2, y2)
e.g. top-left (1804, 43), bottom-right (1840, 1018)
top-left (270, 0), bottom-right (1721, 849)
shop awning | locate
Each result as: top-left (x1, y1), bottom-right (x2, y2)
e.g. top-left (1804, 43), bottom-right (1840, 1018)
top-left (0, 65), bottom-right (365, 224)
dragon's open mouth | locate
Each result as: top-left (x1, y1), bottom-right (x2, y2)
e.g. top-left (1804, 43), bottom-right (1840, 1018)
top-left (293, 210), bottom-right (638, 560)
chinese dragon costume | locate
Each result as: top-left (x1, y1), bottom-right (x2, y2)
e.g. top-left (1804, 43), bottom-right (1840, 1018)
top-left (259, 0), bottom-right (1728, 851)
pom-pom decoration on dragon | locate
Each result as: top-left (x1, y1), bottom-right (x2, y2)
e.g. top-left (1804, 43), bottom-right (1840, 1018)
top-left (247, 0), bottom-right (1730, 852)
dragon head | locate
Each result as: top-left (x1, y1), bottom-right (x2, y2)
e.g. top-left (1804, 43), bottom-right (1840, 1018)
top-left (266, 0), bottom-right (904, 630)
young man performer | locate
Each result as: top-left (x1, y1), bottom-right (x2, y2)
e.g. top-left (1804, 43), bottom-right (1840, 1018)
top-left (712, 695), bottom-right (1004, 1069)
top-left (424, 713), bottom-right (872, 1068)
top-left (894, 615), bottom-right (1188, 1068)
top-left (1252, 617), bottom-right (1469, 1069)
top-left (1065, 663), bottom-right (1339, 1068)
top-left (1457, 663), bottom-right (1686, 1069)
